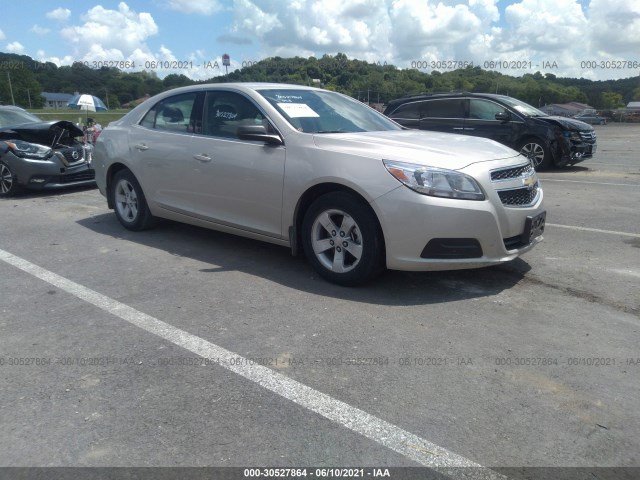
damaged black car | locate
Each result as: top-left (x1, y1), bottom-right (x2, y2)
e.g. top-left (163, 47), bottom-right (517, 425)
top-left (383, 92), bottom-right (596, 170)
top-left (0, 106), bottom-right (95, 197)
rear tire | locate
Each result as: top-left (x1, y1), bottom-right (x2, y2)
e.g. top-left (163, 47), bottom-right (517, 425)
top-left (302, 192), bottom-right (384, 286)
top-left (0, 161), bottom-right (21, 197)
top-left (111, 169), bottom-right (156, 231)
top-left (518, 138), bottom-right (551, 170)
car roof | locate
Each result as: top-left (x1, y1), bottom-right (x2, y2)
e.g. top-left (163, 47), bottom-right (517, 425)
top-left (386, 91), bottom-right (509, 108)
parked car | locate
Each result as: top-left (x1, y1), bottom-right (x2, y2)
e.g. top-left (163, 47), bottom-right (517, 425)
top-left (93, 83), bottom-right (545, 285)
top-left (0, 106), bottom-right (95, 197)
top-left (573, 112), bottom-right (607, 125)
top-left (383, 92), bottom-right (596, 169)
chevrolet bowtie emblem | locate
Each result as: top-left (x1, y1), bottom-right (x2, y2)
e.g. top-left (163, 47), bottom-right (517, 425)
top-left (522, 174), bottom-right (536, 189)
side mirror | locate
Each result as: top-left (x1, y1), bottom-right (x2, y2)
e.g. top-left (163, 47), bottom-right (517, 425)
top-left (495, 111), bottom-right (510, 122)
top-left (237, 125), bottom-right (283, 146)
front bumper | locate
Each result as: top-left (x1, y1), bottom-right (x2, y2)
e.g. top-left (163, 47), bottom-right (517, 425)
top-left (556, 131), bottom-right (597, 166)
top-left (6, 146), bottom-right (95, 191)
top-left (372, 160), bottom-right (545, 271)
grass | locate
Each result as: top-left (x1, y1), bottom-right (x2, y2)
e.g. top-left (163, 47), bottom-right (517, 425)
top-left (27, 109), bottom-right (129, 127)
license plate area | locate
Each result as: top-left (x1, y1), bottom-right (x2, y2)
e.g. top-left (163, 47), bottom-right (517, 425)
top-left (521, 211), bottom-right (546, 245)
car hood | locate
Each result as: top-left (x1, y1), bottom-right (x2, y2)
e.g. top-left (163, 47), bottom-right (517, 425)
top-left (312, 130), bottom-right (520, 170)
top-left (537, 115), bottom-right (593, 131)
top-left (0, 120), bottom-right (84, 146)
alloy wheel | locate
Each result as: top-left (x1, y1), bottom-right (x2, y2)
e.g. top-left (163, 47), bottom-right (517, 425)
top-left (310, 209), bottom-right (364, 273)
top-left (520, 142), bottom-right (545, 167)
top-left (0, 164), bottom-right (13, 194)
top-left (114, 178), bottom-right (139, 222)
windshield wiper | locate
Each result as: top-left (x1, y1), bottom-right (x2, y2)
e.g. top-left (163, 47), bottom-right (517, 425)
top-left (315, 130), bottom-right (348, 134)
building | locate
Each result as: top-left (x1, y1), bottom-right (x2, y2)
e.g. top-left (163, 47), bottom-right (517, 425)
top-left (540, 102), bottom-right (594, 116)
top-left (41, 92), bottom-right (74, 109)
top-left (627, 102), bottom-right (640, 112)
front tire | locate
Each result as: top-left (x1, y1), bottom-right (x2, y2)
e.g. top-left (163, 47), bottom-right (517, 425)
top-left (302, 192), bottom-right (384, 286)
top-left (518, 138), bottom-right (551, 170)
top-left (111, 169), bottom-right (156, 231)
top-left (0, 161), bottom-right (21, 197)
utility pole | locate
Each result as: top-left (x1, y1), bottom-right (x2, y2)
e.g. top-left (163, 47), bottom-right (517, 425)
top-left (7, 72), bottom-right (15, 105)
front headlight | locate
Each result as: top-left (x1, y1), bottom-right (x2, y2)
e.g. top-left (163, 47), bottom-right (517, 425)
top-left (383, 160), bottom-right (485, 201)
top-left (5, 140), bottom-right (53, 160)
top-left (563, 130), bottom-right (581, 142)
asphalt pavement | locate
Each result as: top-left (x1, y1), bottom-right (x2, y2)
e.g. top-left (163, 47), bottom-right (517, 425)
top-left (1, 123), bottom-right (638, 479)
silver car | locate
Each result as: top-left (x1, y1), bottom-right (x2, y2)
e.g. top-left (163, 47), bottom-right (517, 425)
top-left (93, 83), bottom-right (545, 285)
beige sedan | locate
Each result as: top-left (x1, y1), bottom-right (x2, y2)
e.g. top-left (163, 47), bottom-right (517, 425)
top-left (93, 83), bottom-right (545, 285)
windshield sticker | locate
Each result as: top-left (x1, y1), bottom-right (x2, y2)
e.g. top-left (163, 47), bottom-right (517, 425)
top-left (277, 103), bottom-right (319, 118)
top-left (274, 94), bottom-right (303, 103)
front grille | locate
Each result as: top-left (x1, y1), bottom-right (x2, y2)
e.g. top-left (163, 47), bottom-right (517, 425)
top-left (57, 171), bottom-right (95, 184)
top-left (579, 131), bottom-right (596, 143)
top-left (497, 183), bottom-right (539, 207)
top-left (491, 163), bottom-right (533, 181)
top-left (59, 147), bottom-right (86, 165)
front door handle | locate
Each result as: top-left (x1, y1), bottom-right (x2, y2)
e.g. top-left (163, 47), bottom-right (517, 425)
top-left (193, 154), bottom-right (212, 163)
top-left (135, 143), bottom-right (149, 151)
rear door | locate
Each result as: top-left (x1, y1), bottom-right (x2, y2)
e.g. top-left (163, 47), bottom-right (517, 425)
top-left (128, 91), bottom-right (201, 212)
top-left (386, 101), bottom-right (423, 129)
top-left (419, 99), bottom-right (465, 134)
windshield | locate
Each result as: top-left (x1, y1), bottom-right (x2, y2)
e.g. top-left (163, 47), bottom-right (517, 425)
top-left (257, 89), bottom-right (401, 133)
top-left (497, 96), bottom-right (548, 117)
top-left (0, 109), bottom-right (42, 128)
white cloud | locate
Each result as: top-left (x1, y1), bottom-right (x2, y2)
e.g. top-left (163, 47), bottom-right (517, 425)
top-left (46, 7), bottom-right (71, 21)
top-left (6, 41), bottom-right (25, 54)
top-left (588, 0), bottom-right (640, 53)
top-left (55, 1), bottom-right (159, 74)
top-left (232, 0), bottom-right (392, 61)
top-left (164, 0), bottom-right (223, 15)
top-left (0, 29), bottom-right (5, 40)
top-left (31, 24), bottom-right (51, 35)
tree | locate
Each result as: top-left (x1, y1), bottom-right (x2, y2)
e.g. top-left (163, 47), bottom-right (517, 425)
top-left (601, 91), bottom-right (624, 109)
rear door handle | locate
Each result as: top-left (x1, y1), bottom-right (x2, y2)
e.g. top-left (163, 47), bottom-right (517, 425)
top-left (135, 143), bottom-right (149, 151)
top-left (193, 154), bottom-right (212, 163)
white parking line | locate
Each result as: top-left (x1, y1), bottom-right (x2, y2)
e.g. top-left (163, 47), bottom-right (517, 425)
top-left (0, 248), bottom-right (501, 477)
top-left (547, 223), bottom-right (640, 238)
top-left (538, 179), bottom-right (640, 187)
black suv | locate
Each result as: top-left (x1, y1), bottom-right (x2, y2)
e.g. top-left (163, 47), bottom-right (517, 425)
top-left (383, 92), bottom-right (596, 169)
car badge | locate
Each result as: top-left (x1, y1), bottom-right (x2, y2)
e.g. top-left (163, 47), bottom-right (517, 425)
top-left (522, 172), bottom-right (536, 190)
top-left (71, 150), bottom-right (79, 160)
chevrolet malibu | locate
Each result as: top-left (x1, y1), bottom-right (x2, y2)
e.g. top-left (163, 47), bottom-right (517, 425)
top-left (93, 83), bottom-right (545, 285)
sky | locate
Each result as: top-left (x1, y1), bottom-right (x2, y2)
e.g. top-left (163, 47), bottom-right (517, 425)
top-left (1, 0), bottom-right (639, 82)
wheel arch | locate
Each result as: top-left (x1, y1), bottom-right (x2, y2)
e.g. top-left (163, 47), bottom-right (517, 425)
top-left (105, 162), bottom-right (131, 209)
top-left (290, 182), bottom-right (386, 260)
top-left (517, 135), bottom-right (555, 169)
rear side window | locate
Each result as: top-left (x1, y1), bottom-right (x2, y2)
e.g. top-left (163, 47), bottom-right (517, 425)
top-left (390, 102), bottom-right (423, 119)
top-left (423, 99), bottom-right (465, 119)
top-left (140, 92), bottom-right (199, 133)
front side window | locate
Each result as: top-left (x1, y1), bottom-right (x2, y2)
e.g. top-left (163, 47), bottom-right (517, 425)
top-left (140, 92), bottom-right (198, 133)
top-left (203, 91), bottom-right (267, 138)
top-left (258, 89), bottom-right (401, 133)
top-left (422, 99), bottom-right (465, 119)
top-left (468, 99), bottom-right (507, 120)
